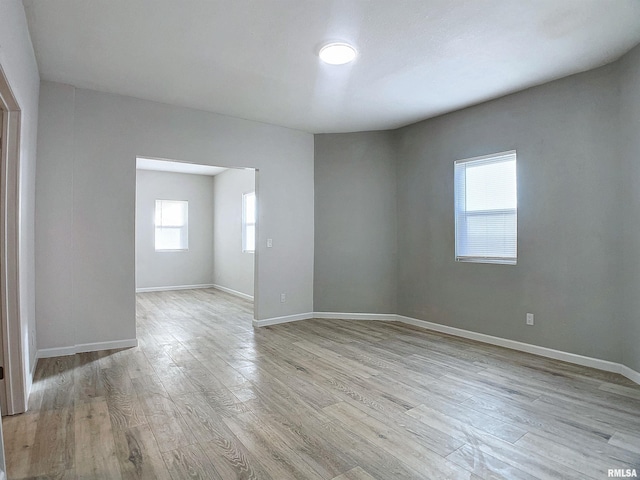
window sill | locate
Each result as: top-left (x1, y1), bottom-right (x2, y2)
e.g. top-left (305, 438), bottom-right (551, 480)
top-left (456, 256), bottom-right (516, 265)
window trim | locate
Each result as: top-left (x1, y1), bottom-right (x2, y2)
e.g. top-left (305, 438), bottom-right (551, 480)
top-left (154, 199), bottom-right (189, 252)
top-left (242, 191), bottom-right (256, 253)
top-left (454, 150), bottom-right (517, 265)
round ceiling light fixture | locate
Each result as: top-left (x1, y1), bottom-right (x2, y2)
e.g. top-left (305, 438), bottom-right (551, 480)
top-left (319, 42), bottom-right (357, 65)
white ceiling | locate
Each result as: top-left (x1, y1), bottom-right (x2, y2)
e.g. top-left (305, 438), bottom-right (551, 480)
top-left (136, 157), bottom-right (228, 176)
top-left (23, 0), bottom-right (640, 133)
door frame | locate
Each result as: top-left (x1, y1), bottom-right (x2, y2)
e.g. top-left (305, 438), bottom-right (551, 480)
top-left (0, 64), bottom-right (27, 416)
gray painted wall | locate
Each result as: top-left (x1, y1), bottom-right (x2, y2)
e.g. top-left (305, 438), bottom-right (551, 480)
top-left (0, 0), bottom-right (39, 393)
top-left (396, 63), bottom-right (623, 363)
top-left (620, 44), bottom-right (640, 373)
top-left (314, 62), bottom-right (632, 368)
top-left (35, 81), bottom-right (314, 352)
top-left (314, 132), bottom-right (397, 314)
top-left (35, 82), bottom-right (74, 352)
top-left (212, 168), bottom-right (256, 297)
top-left (135, 170), bottom-right (214, 289)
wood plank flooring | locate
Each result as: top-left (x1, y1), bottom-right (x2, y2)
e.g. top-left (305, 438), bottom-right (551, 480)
top-left (3, 288), bottom-right (640, 479)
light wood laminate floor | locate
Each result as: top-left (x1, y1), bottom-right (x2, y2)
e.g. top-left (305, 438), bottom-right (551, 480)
top-left (3, 288), bottom-right (640, 479)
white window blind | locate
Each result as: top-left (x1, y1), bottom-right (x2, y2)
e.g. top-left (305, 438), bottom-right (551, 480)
top-left (242, 192), bottom-right (256, 252)
top-left (155, 200), bottom-right (188, 251)
top-left (454, 151), bottom-right (517, 265)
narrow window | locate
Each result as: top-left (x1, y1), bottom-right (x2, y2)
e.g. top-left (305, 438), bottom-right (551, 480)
top-left (242, 192), bottom-right (256, 253)
top-left (155, 200), bottom-right (188, 251)
top-left (454, 151), bottom-right (517, 265)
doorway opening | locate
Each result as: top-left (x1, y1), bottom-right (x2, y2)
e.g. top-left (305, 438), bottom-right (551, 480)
top-left (134, 157), bottom-right (258, 324)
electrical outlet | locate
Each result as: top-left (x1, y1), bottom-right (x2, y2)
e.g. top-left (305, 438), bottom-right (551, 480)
top-left (280, 293), bottom-right (286, 303)
top-left (267, 238), bottom-right (273, 248)
top-left (526, 313), bottom-right (534, 325)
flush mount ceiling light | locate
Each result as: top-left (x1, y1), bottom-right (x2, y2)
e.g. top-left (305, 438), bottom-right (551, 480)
top-left (319, 43), bottom-right (357, 65)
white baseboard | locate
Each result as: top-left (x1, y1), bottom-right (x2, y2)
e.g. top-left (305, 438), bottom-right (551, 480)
top-left (314, 311), bottom-right (397, 321)
top-left (136, 284), bottom-right (214, 293)
top-left (396, 315), bottom-right (629, 374)
top-left (253, 312), bottom-right (313, 327)
top-left (255, 310), bottom-right (640, 385)
top-left (619, 364), bottom-right (640, 385)
top-left (27, 354), bottom-right (38, 400)
top-left (37, 338), bottom-right (138, 359)
top-left (212, 284), bottom-right (254, 301)
top-left (30, 356), bottom-right (37, 377)
top-left (37, 346), bottom-right (76, 358)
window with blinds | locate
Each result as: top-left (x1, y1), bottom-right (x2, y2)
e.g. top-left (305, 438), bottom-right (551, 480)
top-left (454, 151), bottom-right (517, 265)
top-left (155, 199), bottom-right (189, 251)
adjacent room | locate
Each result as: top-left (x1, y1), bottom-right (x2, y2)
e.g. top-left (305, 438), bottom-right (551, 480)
top-left (135, 157), bottom-right (257, 349)
top-left (135, 157), bottom-right (256, 313)
top-left (0, 1), bottom-right (640, 479)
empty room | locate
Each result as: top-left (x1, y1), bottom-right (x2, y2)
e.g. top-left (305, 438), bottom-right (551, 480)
top-left (0, 1), bottom-right (639, 479)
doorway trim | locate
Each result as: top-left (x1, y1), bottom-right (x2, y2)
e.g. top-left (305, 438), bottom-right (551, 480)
top-left (0, 64), bottom-right (27, 415)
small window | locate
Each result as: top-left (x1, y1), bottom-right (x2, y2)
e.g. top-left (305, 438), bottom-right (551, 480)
top-left (242, 192), bottom-right (256, 253)
top-left (155, 200), bottom-right (188, 251)
top-left (454, 151), bottom-right (517, 265)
